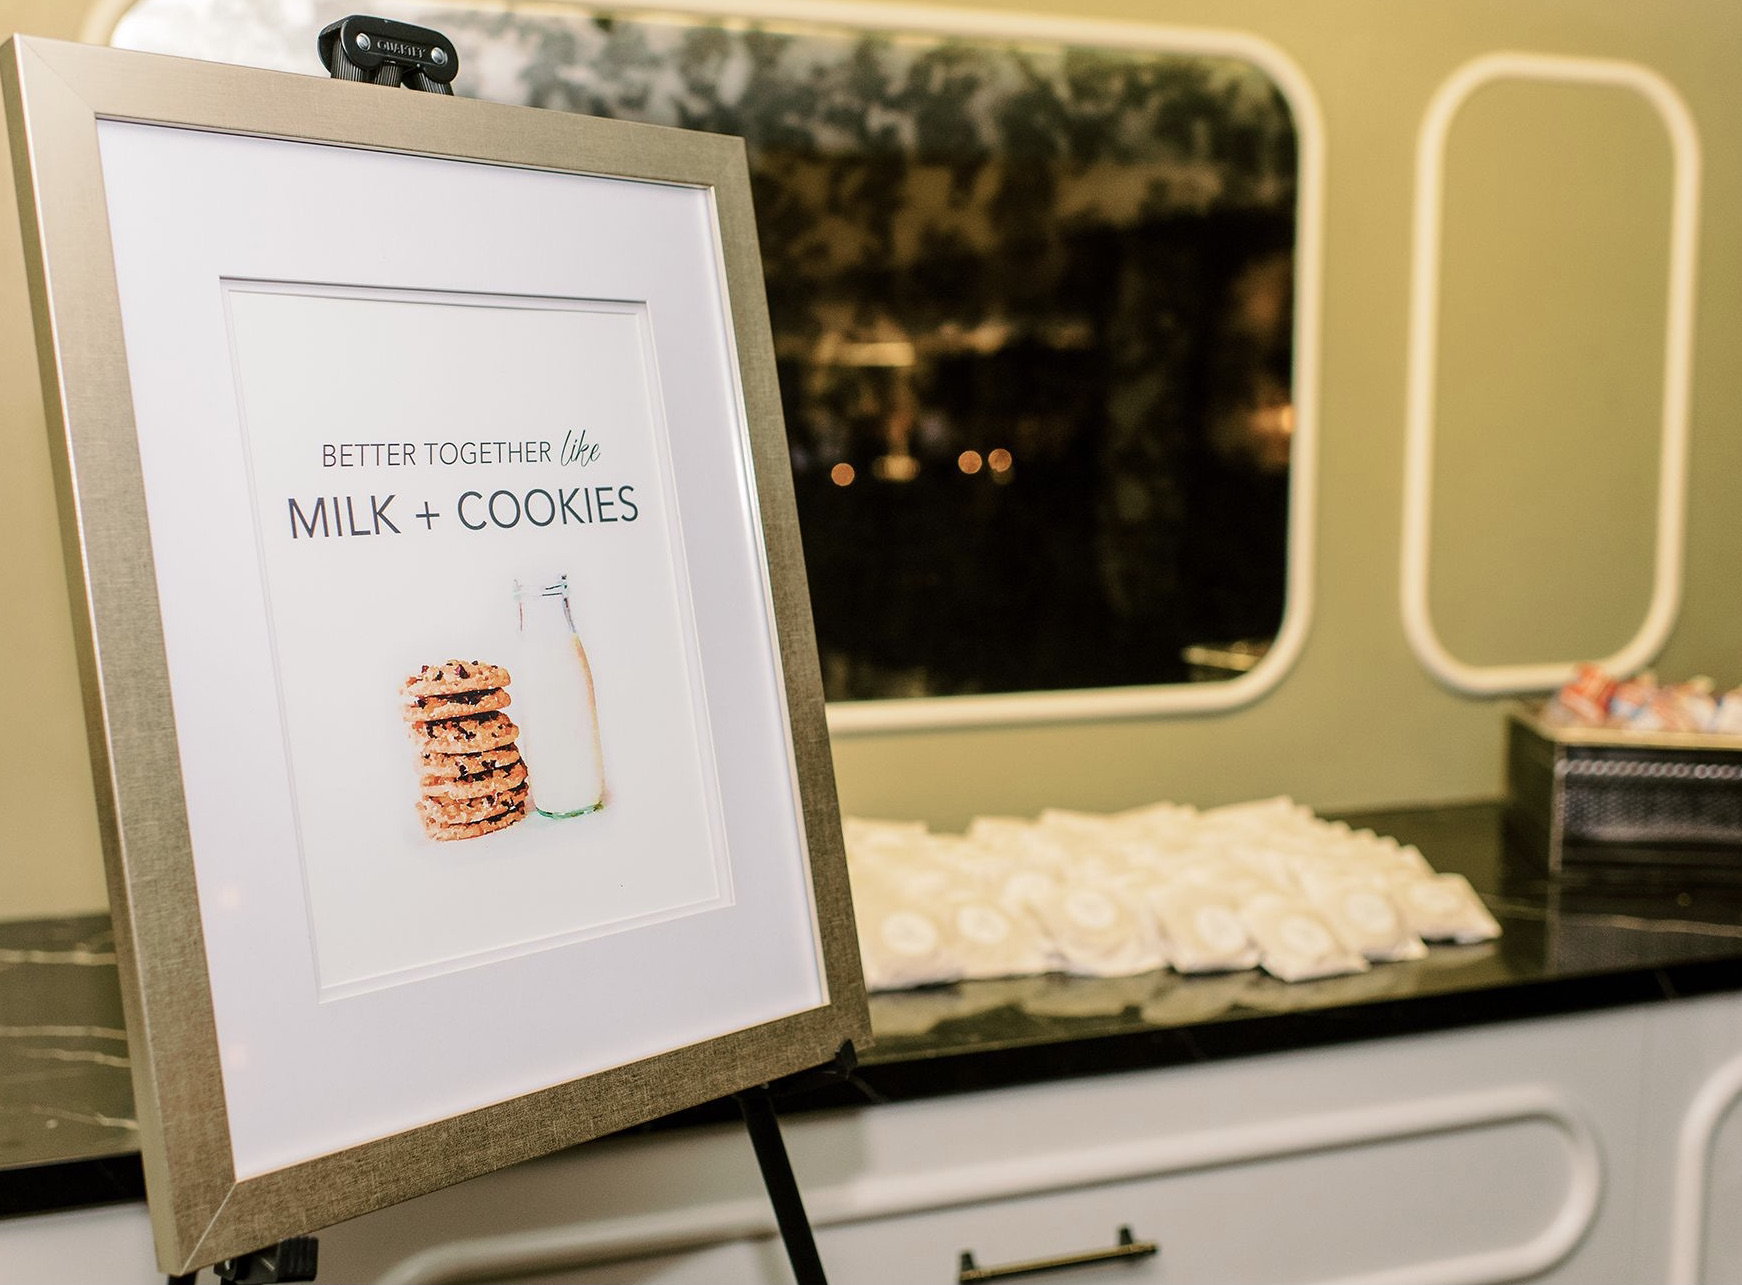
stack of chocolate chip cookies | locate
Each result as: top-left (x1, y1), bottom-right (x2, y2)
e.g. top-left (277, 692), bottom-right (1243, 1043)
top-left (402, 660), bottom-right (531, 841)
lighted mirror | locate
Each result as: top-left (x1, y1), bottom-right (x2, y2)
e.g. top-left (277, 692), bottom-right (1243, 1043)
top-left (110, 1), bottom-right (1316, 721)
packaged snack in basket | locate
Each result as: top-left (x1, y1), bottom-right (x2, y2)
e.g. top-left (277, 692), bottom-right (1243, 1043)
top-left (1607, 673), bottom-right (1656, 725)
top-left (1547, 663), bottom-right (1616, 726)
top-left (1635, 679), bottom-right (1715, 733)
top-left (1715, 688), bottom-right (1742, 735)
top-left (1625, 695), bottom-right (1669, 731)
top-left (1675, 678), bottom-right (1720, 732)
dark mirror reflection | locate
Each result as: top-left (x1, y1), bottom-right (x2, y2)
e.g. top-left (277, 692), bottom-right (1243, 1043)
top-left (118, 2), bottom-right (1302, 702)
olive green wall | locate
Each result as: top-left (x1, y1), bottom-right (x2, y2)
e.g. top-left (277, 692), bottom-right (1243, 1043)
top-left (5, 0), bottom-right (1742, 916)
top-left (2, 0), bottom-right (111, 917)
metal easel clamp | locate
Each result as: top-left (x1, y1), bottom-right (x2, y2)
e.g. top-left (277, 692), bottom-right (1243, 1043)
top-left (317, 15), bottom-right (458, 95)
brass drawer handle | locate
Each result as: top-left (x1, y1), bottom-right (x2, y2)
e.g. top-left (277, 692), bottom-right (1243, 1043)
top-left (958, 1226), bottom-right (1159, 1282)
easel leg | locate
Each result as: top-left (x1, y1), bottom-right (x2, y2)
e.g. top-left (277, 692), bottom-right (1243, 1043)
top-left (736, 1085), bottom-right (828, 1285)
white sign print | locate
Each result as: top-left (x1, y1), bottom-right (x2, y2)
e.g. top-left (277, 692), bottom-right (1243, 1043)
top-left (223, 283), bottom-right (732, 998)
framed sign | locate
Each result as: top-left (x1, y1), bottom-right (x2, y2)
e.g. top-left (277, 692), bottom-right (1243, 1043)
top-left (2, 36), bottom-right (866, 1274)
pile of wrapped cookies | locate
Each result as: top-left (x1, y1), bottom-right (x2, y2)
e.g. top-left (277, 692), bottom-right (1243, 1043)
top-left (1544, 664), bottom-right (1742, 734)
top-left (847, 797), bottom-right (1500, 992)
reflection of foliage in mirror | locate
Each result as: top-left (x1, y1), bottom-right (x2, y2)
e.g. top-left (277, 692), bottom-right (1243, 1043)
top-left (113, 1), bottom-right (1299, 701)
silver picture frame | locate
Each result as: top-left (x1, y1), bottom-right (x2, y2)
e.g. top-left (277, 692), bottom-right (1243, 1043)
top-left (3, 35), bottom-right (867, 1274)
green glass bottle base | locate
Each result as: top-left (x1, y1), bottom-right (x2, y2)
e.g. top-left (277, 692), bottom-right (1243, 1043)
top-left (536, 799), bottom-right (604, 820)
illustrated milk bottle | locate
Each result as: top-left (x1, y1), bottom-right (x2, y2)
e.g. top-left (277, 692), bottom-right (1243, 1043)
top-left (513, 575), bottom-right (606, 817)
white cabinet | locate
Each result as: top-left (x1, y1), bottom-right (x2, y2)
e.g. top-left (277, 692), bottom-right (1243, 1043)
top-left (11, 992), bottom-right (1742, 1284)
top-left (312, 992), bottom-right (1728, 1284)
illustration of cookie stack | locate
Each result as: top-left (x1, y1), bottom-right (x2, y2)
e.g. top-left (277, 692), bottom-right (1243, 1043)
top-left (401, 660), bottom-right (531, 841)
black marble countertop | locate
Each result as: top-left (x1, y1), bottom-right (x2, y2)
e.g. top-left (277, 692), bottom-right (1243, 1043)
top-left (9, 801), bottom-right (1742, 1219)
top-left (0, 915), bottom-right (142, 1216)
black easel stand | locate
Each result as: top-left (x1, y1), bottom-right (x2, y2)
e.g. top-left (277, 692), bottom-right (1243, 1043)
top-left (737, 1086), bottom-right (828, 1284)
top-left (732, 1040), bottom-right (860, 1285)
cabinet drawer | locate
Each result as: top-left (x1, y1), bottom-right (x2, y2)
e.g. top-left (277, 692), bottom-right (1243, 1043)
top-left (476, 1085), bottom-right (1593, 1285)
top-left (812, 1094), bottom-right (1587, 1284)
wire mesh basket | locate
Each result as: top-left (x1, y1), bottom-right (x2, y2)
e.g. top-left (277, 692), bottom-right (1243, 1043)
top-left (1504, 703), bottom-right (1742, 878)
